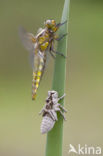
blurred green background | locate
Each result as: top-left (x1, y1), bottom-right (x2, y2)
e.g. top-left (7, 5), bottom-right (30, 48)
top-left (0, 0), bottom-right (103, 156)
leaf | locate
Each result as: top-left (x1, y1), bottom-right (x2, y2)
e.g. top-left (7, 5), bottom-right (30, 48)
top-left (45, 0), bottom-right (70, 156)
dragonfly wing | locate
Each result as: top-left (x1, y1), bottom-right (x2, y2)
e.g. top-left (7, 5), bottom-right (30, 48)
top-left (19, 26), bottom-right (38, 69)
top-left (37, 27), bottom-right (43, 34)
top-left (39, 52), bottom-right (47, 80)
top-left (36, 28), bottom-right (45, 38)
top-left (33, 51), bottom-right (46, 75)
top-left (19, 26), bottom-right (36, 52)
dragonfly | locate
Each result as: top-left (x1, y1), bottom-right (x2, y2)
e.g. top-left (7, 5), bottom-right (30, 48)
top-left (19, 19), bottom-right (67, 100)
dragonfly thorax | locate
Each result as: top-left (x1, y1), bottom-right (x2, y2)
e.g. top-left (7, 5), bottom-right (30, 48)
top-left (38, 31), bottom-right (50, 51)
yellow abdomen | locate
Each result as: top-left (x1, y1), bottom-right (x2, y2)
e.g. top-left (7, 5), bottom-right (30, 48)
top-left (32, 58), bottom-right (44, 100)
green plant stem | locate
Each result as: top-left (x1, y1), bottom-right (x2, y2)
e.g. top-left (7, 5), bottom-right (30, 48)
top-left (45, 0), bottom-right (70, 156)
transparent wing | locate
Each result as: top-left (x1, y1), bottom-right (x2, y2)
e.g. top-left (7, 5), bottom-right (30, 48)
top-left (19, 26), bottom-right (49, 73)
top-left (36, 28), bottom-right (45, 38)
top-left (19, 26), bottom-right (36, 52)
top-left (33, 51), bottom-right (46, 72)
top-left (33, 52), bottom-right (41, 72)
top-left (37, 27), bottom-right (44, 35)
top-left (19, 26), bottom-right (37, 69)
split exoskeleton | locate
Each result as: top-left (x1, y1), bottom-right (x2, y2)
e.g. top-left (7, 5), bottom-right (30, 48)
top-left (19, 20), bottom-right (67, 100)
top-left (39, 90), bottom-right (67, 134)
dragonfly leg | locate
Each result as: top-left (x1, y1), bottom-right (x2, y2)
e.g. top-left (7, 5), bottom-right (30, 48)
top-left (49, 50), bottom-right (56, 59)
top-left (49, 43), bottom-right (56, 59)
top-left (51, 47), bottom-right (66, 58)
top-left (50, 42), bottom-right (66, 58)
top-left (55, 33), bottom-right (68, 41)
top-left (56, 20), bottom-right (67, 28)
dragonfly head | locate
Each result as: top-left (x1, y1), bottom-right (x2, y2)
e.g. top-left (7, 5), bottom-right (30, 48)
top-left (44, 19), bottom-right (57, 32)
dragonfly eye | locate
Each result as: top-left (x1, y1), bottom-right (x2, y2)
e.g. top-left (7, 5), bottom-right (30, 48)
top-left (51, 20), bottom-right (56, 25)
top-left (45, 20), bottom-right (51, 25)
top-left (45, 19), bottom-right (56, 29)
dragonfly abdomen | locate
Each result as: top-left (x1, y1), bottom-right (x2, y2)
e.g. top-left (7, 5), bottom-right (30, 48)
top-left (32, 57), bottom-right (45, 100)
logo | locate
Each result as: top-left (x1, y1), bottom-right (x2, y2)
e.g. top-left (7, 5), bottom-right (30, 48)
top-left (68, 144), bottom-right (102, 155)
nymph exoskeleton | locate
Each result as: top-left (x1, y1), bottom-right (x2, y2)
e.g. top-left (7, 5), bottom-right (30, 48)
top-left (39, 90), bottom-right (67, 134)
top-left (19, 20), bottom-right (67, 100)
